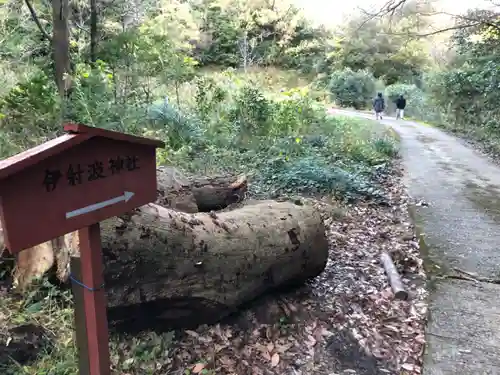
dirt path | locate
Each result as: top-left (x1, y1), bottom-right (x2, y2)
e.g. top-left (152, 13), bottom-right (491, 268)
top-left (332, 109), bottom-right (500, 375)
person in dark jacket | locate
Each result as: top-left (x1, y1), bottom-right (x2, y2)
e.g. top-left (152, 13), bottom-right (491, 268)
top-left (373, 92), bottom-right (385, 120)
top-left (395, 94), bottom-right (406, 120)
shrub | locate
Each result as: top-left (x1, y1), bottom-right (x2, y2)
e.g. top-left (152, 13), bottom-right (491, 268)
top-left (258, 155), bottom-right (385, 201)
top-left (0, 71), bottom-right (60, 157)
top-left (385, 83), bottom-right (424, 116)
top-left (228, 84), bottom-right (272, 141)
top-left (270, 87), bottom-right (327, 135)
top-left (424, 63), bottom-right (500, 136)
top-left (148, 100), bottom-right (204, 150)
top-left (0, 71), bottom-right (59, 131)
top-left (385, 82), bottom-right (445, 124)
top-left (328, 68), bottom-right (377, 109)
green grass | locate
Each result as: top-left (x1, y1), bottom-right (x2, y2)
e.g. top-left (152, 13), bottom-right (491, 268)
top-left (200, 66), bottom-right (313, 91)
top-left (403, 116), bottom-right (434, 127)
top-left (158, 112), bottom-right (399, 200)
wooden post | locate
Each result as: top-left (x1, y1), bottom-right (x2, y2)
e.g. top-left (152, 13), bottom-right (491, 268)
top-left (71, 256), bottom-right (90, 374)
top-left (75, 223), bottom-right (110, 375)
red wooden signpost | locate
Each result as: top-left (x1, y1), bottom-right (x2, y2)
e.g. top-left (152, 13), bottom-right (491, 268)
top-left (0, 123), bottom-right (165, 375)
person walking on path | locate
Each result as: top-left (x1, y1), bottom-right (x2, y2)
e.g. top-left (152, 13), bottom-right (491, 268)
top-left (373, 92), bottom-right (385, 120)
top-left (395, 94), bottom-right (406, 120)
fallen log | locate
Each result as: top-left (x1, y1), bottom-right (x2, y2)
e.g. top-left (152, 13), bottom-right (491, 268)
top-left (96, 200), bottom-right (329, 330)
top-left (380, 251), bottom-right (409, 301)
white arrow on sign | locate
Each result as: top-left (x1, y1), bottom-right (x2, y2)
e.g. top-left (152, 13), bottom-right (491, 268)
top-left (65, 191), bottom-right (135, 219)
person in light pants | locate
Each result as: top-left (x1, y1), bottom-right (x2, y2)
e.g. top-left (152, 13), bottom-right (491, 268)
top-left (395, 94), bottom-right (406, 120)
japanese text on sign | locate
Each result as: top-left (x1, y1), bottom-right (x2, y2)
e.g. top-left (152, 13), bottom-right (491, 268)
top-left (43, 155), bottom-right (140, 192)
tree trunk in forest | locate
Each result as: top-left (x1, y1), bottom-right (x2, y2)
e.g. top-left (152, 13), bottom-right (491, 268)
top-left (0, 225), bottom-right (5, 258)
top-left (99, 200), bottom-right (329, 330)
top-left (89, 0), bottom-right (98, 63)
top-left (52, 0), bottom-right (71, 99)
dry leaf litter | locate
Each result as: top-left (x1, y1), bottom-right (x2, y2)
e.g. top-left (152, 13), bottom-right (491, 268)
top-left (112, 163), bottom-right (428, 375)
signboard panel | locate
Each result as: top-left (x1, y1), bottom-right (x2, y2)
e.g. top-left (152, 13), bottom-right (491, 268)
top-left (0, 136), bottom-right (157, 252)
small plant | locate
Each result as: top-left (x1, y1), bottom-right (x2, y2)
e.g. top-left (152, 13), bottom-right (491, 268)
top-left (148, 100), bottom-right (204, 150)
top-left (228, 84), bottom-right (272, 142)
top-left (374, 137), bottom-right (399, 158)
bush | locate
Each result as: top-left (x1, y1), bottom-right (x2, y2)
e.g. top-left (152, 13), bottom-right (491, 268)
top-left (257, 154), bottom-right (385, 201)
top-left (385, 82), bottom-right (446, 124)
top-left (228, 84), bottom-right (273, 140)
top-left (148, 100), bottom-right (204, 151)
top-left (0, 71), bottom-right (60, 157)
top-left (384, 83), bottom-right (424, 116)
top-left (424, 63), bottom-right (500, 137)
top-left (328, 68), bottom-right (377, 109)
top-left (270, 87), bottom-right (327, 135)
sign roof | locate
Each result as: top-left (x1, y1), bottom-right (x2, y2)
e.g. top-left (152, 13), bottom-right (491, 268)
top-left (0, 124), bottom-right (164, 181)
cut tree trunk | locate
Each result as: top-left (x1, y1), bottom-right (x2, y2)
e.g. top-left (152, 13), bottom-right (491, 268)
top-left (155, 167), bottom-right (247, 213)
top-left (95, 200), bottom-right (329, 330)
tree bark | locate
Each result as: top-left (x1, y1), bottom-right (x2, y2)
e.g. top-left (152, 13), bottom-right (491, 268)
top-left (52, 0), bottom-right (71, 99)
top-left (98, 201), bottom-right (329, 330)
top-left (380, 251), bottom-right (408, 301)
top-left (89, 0), bottom-right (98, 63)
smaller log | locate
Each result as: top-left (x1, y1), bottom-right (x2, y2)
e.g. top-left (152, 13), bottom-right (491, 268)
top-left (192, 174), bottom-right (247, 212)
top-left (380, 251), bottom-right (408, 301)
top-left (155, 167), bottom-right (247, 213)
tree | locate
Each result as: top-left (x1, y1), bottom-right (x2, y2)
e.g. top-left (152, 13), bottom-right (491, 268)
top-left (361, 0), bottom-right (500, 37)
top-left (51, 0), bottom-right (70, 99)
top-left (329, 16), bottom-right (430, 85)
top-left (90, 0), bottom-right (97, 63)
top-left (328, 68), bottom-right (376, 109)
top-left (421, 4), bottom-right (500, 140)
top-left (237, 29), bottom-right (261, 71)
top-left (24, 0), bottom-right (52, 41)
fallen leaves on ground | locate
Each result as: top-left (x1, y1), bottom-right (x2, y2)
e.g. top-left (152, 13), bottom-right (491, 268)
top-left (109, 161), bottom-right (427, 375)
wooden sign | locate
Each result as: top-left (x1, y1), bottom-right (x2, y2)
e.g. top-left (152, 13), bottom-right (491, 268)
top-left (0, 123), bottom-right (164, 375)
top-left (0, 123), bottom-right (164, 253)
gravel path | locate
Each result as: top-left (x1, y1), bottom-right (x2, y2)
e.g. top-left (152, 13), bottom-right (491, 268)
top-left (333, 109), bottom-right (500, 375)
